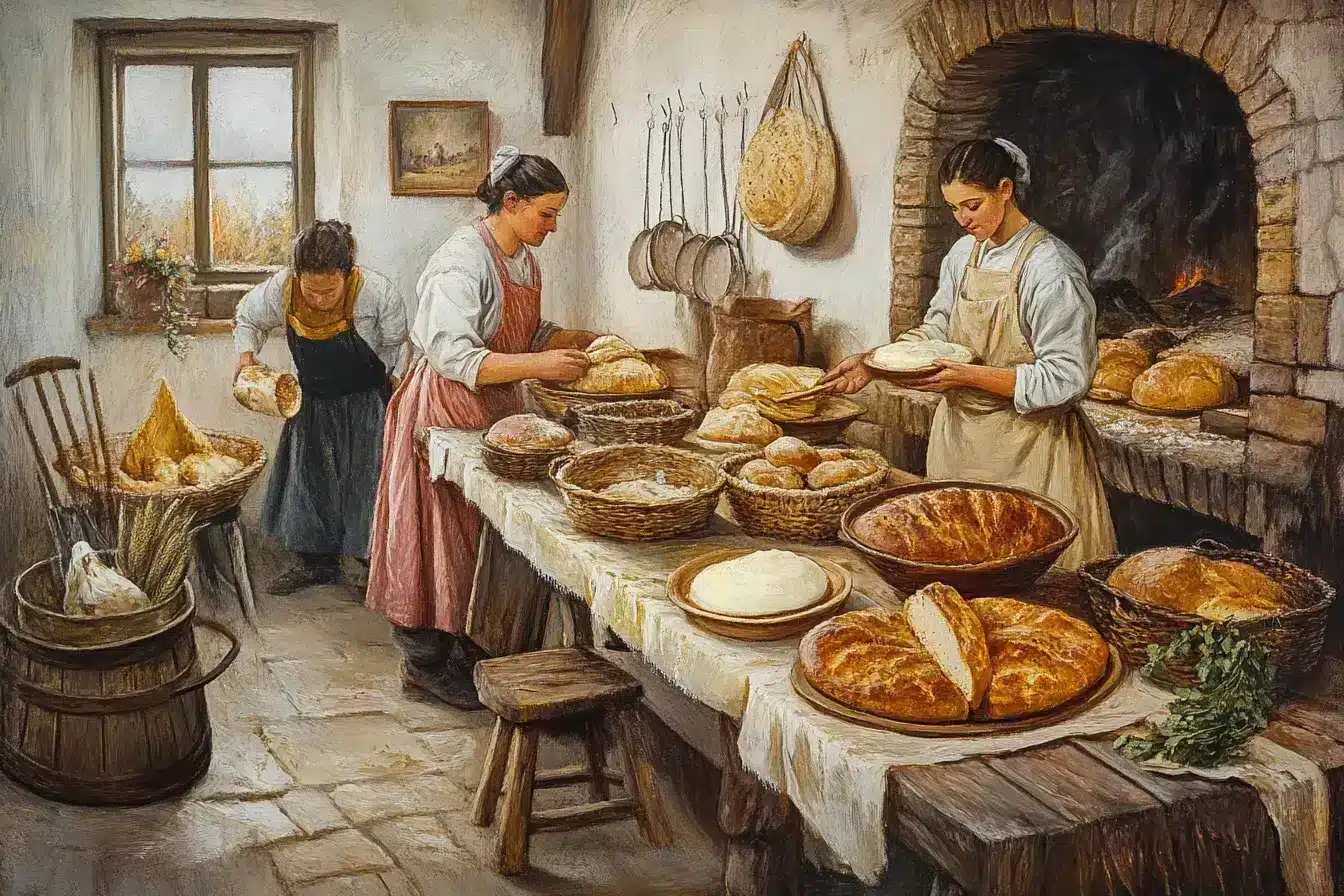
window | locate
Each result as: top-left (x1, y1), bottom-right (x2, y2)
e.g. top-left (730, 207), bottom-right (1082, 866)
top-left (98, 27), bottom-right (316, 312)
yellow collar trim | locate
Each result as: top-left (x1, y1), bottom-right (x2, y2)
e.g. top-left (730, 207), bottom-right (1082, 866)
top-left (286, 267), bottom-right (364, 340)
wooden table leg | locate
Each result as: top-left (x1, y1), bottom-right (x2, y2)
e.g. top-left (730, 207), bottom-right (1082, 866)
top-left (224, 520), bottom-right (259, 626)
top-left (611, 705), bottom-right (674, 847)
top-left (717, 716), bottom-right (802, 896)
top-left (471, 716), bottom-right (515, 827)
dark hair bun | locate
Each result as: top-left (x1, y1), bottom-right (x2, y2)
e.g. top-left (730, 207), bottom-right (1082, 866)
top-left (938, 139), bottom-right (1026, 201)
top-left (476, 154), bottom-right (568, 214)
top-left (293, 219), bottom-right (357, 274)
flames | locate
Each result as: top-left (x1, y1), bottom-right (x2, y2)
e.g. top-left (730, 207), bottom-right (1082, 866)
top-left (1170, 264), bottom-right (1217, 294)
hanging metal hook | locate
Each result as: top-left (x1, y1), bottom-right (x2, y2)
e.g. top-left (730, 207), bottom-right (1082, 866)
top-left (611, 102), bottom-right (618, 126)
top-left (677, 89), bottom-right (685, 113)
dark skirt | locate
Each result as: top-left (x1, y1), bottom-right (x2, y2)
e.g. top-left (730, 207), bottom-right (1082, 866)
top-left (261, 388), bottom-right (387, 558)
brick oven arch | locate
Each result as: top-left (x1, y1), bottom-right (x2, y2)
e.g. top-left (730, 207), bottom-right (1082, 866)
top-left (890, 0), bottom-right (1297, 338)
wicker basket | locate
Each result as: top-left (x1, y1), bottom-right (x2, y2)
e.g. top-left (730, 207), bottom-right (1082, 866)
top-left (1079, 542), bottom-right (1335, 687)
top-left (720, 448), bottom-right (888, 543)
top-left (480, 436), bottom-right (572, 482)
top-left (838, 482), bottom-right (1079, 596)
top-left (549, 444), bottom-right (725, 541)
top-left (777, 400), bottom-right (865, 445)
top-left (526, 380), bottom-right (672, 423)
top-left (55, 430), bottom-right (267, 522)
top-left (573, 400), bottom-right (700, 446)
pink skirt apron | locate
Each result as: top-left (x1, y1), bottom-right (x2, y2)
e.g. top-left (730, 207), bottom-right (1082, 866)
top-left (365, 221), bottom-right (542, 632)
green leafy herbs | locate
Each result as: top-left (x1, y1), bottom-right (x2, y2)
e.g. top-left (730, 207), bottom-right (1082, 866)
top-left (1114, 623), bottom-right (1277, 769)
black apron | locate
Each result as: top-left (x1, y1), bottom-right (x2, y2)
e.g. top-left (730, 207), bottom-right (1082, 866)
top-left (260, 273), bottom-right (392, 559)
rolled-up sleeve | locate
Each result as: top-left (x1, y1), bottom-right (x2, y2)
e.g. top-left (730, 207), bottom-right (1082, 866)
top-left (1014, 272), bottom-right (1097, 414)
top-left (374, 284), bottom-right (410, 377)
top-left (529, 319), bottom-right (562, 352)
top-left (413, 267), bottom-right (493, 390)
top-left (233, 273), bottom-right (286, 355)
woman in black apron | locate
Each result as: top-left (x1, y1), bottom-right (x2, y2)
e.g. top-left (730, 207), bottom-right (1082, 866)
top-left (233, 220), bottom-right (409, 593)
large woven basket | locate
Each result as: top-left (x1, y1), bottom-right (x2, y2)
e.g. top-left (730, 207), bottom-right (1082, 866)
top-left (1079, 542), bottom-right (1335, 687)
top-left (573, 400), bottom-right (700, 446)
top-left (480, 436), bottom-right (572, 482)
top-left (720, 448), bottom-right (888, 543)
top-left (838, 481), bottom-right (1079, 596)
top-left (549, 444), bottom-right (725, 541)
top-left (526, 380), bottom-right (672, 423)
top-left (55, 430), bottom-right (266, 522)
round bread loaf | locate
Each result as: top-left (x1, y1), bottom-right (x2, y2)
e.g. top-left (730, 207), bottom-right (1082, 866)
top-left (739, 458), bottom-right (806, 489)
top-left (1107, 547), bottom-right (1287, 622)
top-left (869, 339), bottom-right (974, 372)
top-left (697, 405), bottom-right (783, 446)
top-left (806, 458), bottom-right (877, 490)
top-left (905, 583), bottom-right (990, 707)
top-left (718, 390), bottom-right (756, 409)
top-left (568, 357), bottom-right (668, 394)
top-left (725, 364), bottom-right (826, 422)
top-left (969, 598), bottom-right (1109, 720)
top-left (1130, 354), bottom-right (1236, 411)
top-left (485, 414), bottom-right (574, 452)
top-left (799, 609), bottom-right (971, 722)
top-left (764, 436), bottom-right (821, 474)
top-left (1089, 338), bottom-right (1152, 401)
top-left (850, 487), bottom-right (1065, 564)
top-left (690, 549), bottom-right (828, 617)
top-left (586, 334), bottom-right (644, 365)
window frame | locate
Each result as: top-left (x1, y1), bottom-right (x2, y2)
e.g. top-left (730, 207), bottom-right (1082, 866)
top-left (98, 28), bottom-right (316, 308)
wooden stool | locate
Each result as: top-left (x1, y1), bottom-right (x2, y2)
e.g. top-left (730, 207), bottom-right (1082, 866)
top-left (470, 648), bottom-right (674, 874)
top-left (194, 507), bottom-right (259, 626)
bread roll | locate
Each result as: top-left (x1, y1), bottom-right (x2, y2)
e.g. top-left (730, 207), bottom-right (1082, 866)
top-left (1107, 547), bottom-right (1287, 621)
top-left (1089, 338), bottom-right (1152, 402)
top-left (970, 598), bottom-right (1109, 720)
top-left (799, 609), bottom-right (970, 722)
top-left (806, 458), bottom-right (876, 490)
top-left (144, 455), bottom-right (181, 486)
top-left (179, 452), bottom-right (244, 486)
top-left (739, 458), bottom-right (806, 489)
top-left (1130, 354), bottom-right (1236, 411)
top-left (726, 364), bottom-right (826, 422)
top-left (905, 583), bottom-right (990, 707)
top-left (816, 448), bottom-right (846, 462)
top-left (690, 550), bottom-right (828, 616)
top-left (763, 436), bottom-right (821, 474)
top-left (849, 487), bottom-right (1065, 565)
top-left (485, 414), bottom-right (574, 452)
top-left (696, 405), bottom-right (782, 446)
top-left (568, 357), bottom-right (668, 394)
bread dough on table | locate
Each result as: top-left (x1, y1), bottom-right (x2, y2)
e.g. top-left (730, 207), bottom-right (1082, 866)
top-left (689, 549), bottom-right (828, 617)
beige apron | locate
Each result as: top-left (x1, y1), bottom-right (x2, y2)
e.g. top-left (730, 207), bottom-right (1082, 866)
top-left (926, 226), bottom-right (1116, 570)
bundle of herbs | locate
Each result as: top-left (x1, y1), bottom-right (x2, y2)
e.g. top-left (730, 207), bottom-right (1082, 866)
top-left (1115, 623), bottom-right (1277, 768)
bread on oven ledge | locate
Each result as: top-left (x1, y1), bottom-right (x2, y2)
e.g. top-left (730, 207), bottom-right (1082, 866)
top-left (800, 584), bottom-right (1107, 723)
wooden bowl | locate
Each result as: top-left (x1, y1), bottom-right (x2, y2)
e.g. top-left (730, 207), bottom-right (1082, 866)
top-left (838, 481), bottom-right (1079, 596)
top-left (667, 548), bottom-right (852, 641)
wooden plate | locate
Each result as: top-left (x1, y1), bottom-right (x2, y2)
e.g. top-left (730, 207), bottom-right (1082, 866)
top-left (683, 434), bottom-right (764, 454)
top-left (789, 643), bottom-right (1125, 736)
top-left (1126, 400), bottom-right (1207, 417)
top-left (667, 548), bottom-right (852, 642)
top-left (862, 345), bottom-right (977, 380)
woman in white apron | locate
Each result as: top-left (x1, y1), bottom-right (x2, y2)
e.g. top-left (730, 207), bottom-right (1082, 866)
top-left (823, 137), bottom-right (1115, 569)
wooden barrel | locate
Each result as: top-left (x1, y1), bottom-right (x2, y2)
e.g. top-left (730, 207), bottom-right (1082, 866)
top-left (0, 583), bottom-right (239, 806)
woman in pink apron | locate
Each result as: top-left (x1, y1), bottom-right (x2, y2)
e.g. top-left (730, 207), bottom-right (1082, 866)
top-left (824, 138), bottom-right (1115, 569)
top-left (366, 147), bottom-right (597, 708)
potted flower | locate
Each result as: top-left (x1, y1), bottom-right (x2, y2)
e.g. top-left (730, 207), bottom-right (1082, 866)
top-left (110, 233), bottom-right (197, 358)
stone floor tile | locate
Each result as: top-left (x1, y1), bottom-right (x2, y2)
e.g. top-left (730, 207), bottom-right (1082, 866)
top-left (188, 729), bottom-right (295, 801)
top-left (367, 815), bottom-right (529, 896)
top-left (280, 788), bottom-right (351, 836)
top-left (293, 872), bottom-right (395, 896)
top-left (412, 727), bottom-right (491, 789)
top-left (269, 829), bottom-right (394, 886)
top-left (380, 869), bottom-right (420, 896)
top-left (387, 690), bottom-right (495, 733)
top-left (261, 715), bottom-right (447, 786)
top-left (329, 773), bottom-right (471, 826)
top-left (95, 847), bottom-right (290, 896)
top-left (266, 647), bottom-right (405, 718)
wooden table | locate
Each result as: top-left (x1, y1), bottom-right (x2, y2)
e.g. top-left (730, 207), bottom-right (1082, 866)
top-left (420, 429), bottom-right (1344, 896)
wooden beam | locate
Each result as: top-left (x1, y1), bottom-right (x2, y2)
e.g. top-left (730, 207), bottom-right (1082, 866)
top-left (541, 0), bottom-right (591, 136)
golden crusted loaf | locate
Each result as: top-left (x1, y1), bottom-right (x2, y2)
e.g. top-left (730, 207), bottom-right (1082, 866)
top-left (970, 598), bottom-right (1110, 720)
top-left (568, 356), bottom-right (668, 394)
top-left (800, 609), bottom-right (971, 723)
top-left (1107, 547), bottom-right (1287, 622)
top-left (585, 335), bottom-right (644, 365)
top-left (726, 364), bottom-right (826, 422)
top-left (697, 405), bottom-right (783, 446)
top-left (849, 487), bottom-right (1066, 565)
top-left (1089, 339), bottom-right (1152, 402)
top-left (805, 458), bottom-right (876, 490)
top-left (739, 458), bottom-right (806, 489)
top-left (764, 436), bottom-right (822, 474)
top-left (179, 452), bottom-right (244, 487)
top-left (905, 583), bottom-right (991, 707)
top-left (718, 390), bottom-right (756, 409)
top-left (1129, 354), bottom-right (1236, 411)
top-left (485, 414), bottom-right (574, 452)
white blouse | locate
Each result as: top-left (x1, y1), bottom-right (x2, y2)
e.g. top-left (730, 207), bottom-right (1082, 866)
top-left (412, 225), bottom-right (560, 391)
top-left (233, 267), bottom-right (409, 376)
top-left (906, 222), bottom-right (1099, 415)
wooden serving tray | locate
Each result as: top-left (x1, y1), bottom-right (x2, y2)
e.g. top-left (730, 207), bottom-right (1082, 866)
top-left (667, 548), bottom-right (852, 642)
top-left (788, 643), bottom-right (1124, 737)
top-left (1126, 400), bottom-right (1206, 418)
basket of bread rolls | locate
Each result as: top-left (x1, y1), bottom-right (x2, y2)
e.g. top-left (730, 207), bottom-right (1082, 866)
top-left (839, 482), bottom-right (1079, 595)
top-left (548, 443), bottom-right (725, 541)
top-left (480, 414), bottom-right (575, 481)
top-left (55, 380), bottom-right (265, 521)
top-left (1079, 542), bottom-right (1335, 686)
top-left (527, 336), bottom-right (671, 421)
top-left (719, 439), bottom-right (888, 543)
top-left (573, 399), bottom-right (700, 446)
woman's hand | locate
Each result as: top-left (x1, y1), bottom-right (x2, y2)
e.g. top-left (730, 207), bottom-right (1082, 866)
top-left (234, 351), bottom-right (258, 381)
top-left (532, 349), bottom-right (591, 382)
top-left (818, 354), bottom-right (874, 395)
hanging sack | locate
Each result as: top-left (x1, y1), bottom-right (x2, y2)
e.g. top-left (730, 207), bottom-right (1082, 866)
top-left (739, 35), bottom-right (836, 245)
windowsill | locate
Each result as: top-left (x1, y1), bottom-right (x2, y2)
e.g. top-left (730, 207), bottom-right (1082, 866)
top-left (86, 315), bottom-right (234, 336)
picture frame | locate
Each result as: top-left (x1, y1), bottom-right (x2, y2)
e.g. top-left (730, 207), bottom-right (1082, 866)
top-left (388, 100), bottom-right (490, 197)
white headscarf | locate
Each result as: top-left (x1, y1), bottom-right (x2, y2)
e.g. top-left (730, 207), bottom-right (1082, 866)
top-left (488, 145), bottom-right (522, 184)
top-left (993, 137), bottom-right (1031, 197)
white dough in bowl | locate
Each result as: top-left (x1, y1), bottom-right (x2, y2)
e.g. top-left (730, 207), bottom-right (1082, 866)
top-left (689, 550), bottom-right (829, 617)
top-left (869, 340), bottom-right (973, 372)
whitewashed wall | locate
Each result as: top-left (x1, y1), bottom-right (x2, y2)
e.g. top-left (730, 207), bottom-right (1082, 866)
top-left (0, 0), bottom-right (578, 580)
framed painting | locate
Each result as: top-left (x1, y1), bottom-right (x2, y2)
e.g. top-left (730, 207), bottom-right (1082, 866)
top-left (388, 100), bottom-right (490, 197)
